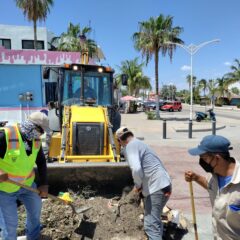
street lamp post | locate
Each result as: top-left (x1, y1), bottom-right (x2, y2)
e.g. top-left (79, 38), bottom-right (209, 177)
top-left (167, 39), bottom-right (220, 138)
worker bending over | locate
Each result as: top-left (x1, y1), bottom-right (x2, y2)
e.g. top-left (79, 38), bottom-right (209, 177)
top-left (116, 127), bottom-right (171, 240)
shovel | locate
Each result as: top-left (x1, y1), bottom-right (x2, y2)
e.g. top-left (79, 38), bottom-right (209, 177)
top-left (7, 178), bottom-right (91, 215)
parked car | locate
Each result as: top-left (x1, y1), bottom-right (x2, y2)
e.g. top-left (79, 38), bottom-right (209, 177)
top-left (153, 101), bottom-right (168, 110)
top-left (160, 101), bottom-right (182, 112)
top-left (143, 101), bottom-right (156, 111)
top-left (143, 101), bottom-right (167, 111)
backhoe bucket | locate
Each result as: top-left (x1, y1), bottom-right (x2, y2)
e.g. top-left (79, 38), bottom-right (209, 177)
top-left (43, 162), bottom-right (133, 194)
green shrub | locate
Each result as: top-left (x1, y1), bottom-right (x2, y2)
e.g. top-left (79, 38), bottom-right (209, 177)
top-left (237, 104), bottom-right (240, 109)
top-left (215, 98), bottom-right (223, 107)
top-left (147, 111), bottom-right (156, 120)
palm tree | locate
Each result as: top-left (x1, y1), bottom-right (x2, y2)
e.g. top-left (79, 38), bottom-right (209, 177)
top-left (198, 79), bottom-right (207, 108)
top-left (224, 59), bottom-right (240, 85)
top-left (176, 89), bottom-right (189, 102)
top-left (51, 23), bottom-right (101, 60)
top-left (16, 0), bottom-right (54, 50)
top-left (231, 87), bottom-right (240, 95)
top-left (186, 74), bottom-right (198, 103)
top-left (133, 14), bottom-right (184, 119)
top-left (193, 82), bottom-right (202, 103)
top-left (215, 77), bottom-right (230, 100)
top-left (117, 58), bottom-right (151, 96)
top-left (207, 79), bottom-right (218, 108)
top-left (135, 75), bottom-right (152, 96)
top-left (198, 79), bottom-right (207, 97)
top-left (186, 75), bottom-right (197, 92)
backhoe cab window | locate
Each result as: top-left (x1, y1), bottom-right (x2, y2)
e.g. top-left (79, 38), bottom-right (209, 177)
top-left (62, 70), bottom-right (112, 106)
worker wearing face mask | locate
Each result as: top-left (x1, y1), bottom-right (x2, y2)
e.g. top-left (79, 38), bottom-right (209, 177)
top-left (0, 112), bottom-right (49, 240)
top-left (185, 135), bottom-right (240, 240)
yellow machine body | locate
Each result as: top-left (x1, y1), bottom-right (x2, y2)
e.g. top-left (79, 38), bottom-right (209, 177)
top-left (43, 63), bottom-right (132, 194)
top-left (49, 105), bottom-right (119, 163)
top-left (48, 133), bottom-right (61, 158)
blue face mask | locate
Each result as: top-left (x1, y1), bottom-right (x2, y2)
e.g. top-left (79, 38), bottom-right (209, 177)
top-left (199, 158), bottom-right (214, 173)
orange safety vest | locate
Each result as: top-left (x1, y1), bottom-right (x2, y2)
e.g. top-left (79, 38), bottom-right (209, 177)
top-left (0, 125), bottom-right (41, 193)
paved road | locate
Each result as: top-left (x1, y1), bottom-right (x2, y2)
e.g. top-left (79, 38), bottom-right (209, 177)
top-left (121, 110), bottom-right (240, 240)
top-left (182, 104), bottom-right (240, 120)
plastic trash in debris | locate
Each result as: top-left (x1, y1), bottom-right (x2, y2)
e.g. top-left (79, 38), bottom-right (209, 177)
top-left (17, 236), bottom-right (27, 240)
top-left (58, 192), bottom-right (73, 202)
top-left (139, 213), bottom-right (144, 221)
top-left (162, 206), bottom-right (188, 229)
top-left (162, 205), bottom-right (188, 240)
top-left (171, 209), bottom-right (180, 225)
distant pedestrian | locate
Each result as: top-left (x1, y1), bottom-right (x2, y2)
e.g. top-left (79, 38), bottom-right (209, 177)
top-left (40, 101), bottom-right (56, 117)
top-left (185, 135), bottom-right (240, 240)
top-left (40, 108), bottom-right (48, 116)
top-left (112, 105), bottom-right (121, 133)
top-left (116, 127), bottom-right (172, 240)
top-left (43, 101), bottom-right (58, 156)
top-left (47, 101), bottom-right (55, 110)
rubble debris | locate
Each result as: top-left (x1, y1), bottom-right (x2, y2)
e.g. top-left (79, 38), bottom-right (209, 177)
top-left (17, 188), bottom-right (188, 240)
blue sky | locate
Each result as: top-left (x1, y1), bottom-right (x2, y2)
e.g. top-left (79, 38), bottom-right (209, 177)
top-left (1, 0), bottom-right (240, 90)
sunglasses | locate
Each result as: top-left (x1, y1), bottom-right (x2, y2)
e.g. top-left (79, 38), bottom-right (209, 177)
top-left (35, 125), bottom-right (44, 134)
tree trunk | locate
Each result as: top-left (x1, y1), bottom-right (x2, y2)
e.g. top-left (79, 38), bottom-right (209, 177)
top-left (34, 20), bottom-right (37, 50)
top-left (155, 50), bottom-right (160, 119)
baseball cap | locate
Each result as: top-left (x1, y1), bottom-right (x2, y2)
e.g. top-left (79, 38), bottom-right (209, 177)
top-left (28, 112), bottom-right (49, 132)
top-left (188, 135), bottom-right (231, 156)
top-left (116, 126), bottom-right (133, 139)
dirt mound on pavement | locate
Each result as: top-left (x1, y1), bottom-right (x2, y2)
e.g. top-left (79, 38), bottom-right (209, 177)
top-left (17, 187), bottom-right (188, 239)
top-left (17, 187), bottom-right (145, 240)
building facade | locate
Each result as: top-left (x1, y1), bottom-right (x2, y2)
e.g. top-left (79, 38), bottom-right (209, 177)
top-left (0, 24), bottom-right (54, 50)
top-left (0, 24), bottom-right (96, 124)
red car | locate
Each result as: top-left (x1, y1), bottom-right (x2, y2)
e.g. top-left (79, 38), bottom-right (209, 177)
top-left (160, 101), bottom-right (182, 112)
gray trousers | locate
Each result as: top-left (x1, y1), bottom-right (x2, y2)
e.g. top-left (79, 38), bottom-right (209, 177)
top-left (144, 188), bottom-right (170, 240)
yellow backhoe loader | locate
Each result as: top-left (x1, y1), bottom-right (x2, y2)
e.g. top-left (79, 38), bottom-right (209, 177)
top-left (42, 62), bottom-right (132, 193)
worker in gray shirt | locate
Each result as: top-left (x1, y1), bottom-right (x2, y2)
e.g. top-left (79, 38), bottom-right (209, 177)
top-left (116, 127), bottom-right (172, 240)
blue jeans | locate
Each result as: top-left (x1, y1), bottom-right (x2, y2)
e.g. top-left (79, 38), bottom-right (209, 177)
top-left (144, 188), bottom-right (170, 240)
top-left (0, 182), bottom-right (42, 240)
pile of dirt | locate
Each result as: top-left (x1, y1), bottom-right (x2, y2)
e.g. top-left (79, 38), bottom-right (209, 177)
top-left (17, 186), bottom-right (188, 240)
top-left (17, 187), bottom-right (146, 240)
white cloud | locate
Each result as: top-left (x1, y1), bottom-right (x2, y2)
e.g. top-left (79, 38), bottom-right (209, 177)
top-left (181, 65), bottom-right (191, 71)
top-left (224, 61), bottom-right (231, 66)
top-left (230, 82), bottom-right (240, 88)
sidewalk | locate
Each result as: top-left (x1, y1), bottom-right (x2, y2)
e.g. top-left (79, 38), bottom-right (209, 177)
top-left (173, 121), bottom-right (225, 132)
top-left (183, 103), bottom-right (240, 111)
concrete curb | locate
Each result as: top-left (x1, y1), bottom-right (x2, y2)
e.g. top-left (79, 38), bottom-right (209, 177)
top-left (182, 104), bottom-right (240, 111)
top-left (160, 117), bottom-right (189, 121)
top-left (175, 125), bottom-right (226, 132)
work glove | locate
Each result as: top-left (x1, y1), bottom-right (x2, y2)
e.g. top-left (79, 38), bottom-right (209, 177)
top-left (0, 170), bottom-right (8, 182)
top-left (38, 185), bottom-right (49, 198)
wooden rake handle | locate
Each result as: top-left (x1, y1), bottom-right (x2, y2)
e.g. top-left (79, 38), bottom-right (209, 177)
top-left (7, 179), bottom-right (91, 214)
top-left (7, 179), bottom-right (68, 205)
top-left (189, 181), bottom-right (199, 240)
